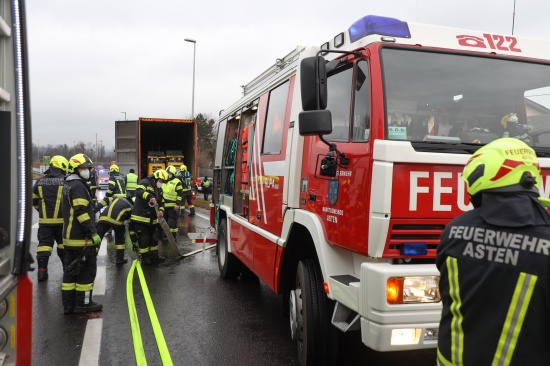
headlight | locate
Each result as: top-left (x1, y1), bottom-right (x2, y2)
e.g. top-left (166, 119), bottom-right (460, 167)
top-left (386, 276), bottom-right (440, 304)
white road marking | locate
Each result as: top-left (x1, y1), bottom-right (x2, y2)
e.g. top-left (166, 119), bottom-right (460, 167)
top-left (78, 318), bottom-right (103, 366)
top-left (94, 266), bottom-right (106, 296)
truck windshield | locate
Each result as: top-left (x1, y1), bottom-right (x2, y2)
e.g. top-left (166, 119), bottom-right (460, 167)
top-left (381, 48), bottom-right (550, 149)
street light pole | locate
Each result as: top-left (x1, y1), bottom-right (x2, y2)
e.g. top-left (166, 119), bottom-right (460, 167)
top-left (184, 38), bottom-right (196, 119)
top-left (121, 112), bottom-right (126, 121)
top-left (96, 133), bottom-right (98, 164)
top-left (73, 141), bottom-right (76, 156)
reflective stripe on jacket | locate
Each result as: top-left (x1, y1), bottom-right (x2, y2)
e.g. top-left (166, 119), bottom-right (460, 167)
top-left (130, 178), bottom-right (163, 225)
top-left (162, 178), bottom-right (183, 208)
top-left (125, 173), bottom-right (138, 191)
top-left (62, 175), bottom-right (96, 248)
top-left (32, 168), bottom-right (65, 225)
top-left (97, 197), bottom-right (133, 226)
top-left (106, 172), bottom-right (126, 198)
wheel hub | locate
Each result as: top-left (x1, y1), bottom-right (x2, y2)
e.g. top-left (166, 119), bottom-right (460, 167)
top-left (289, 288), bottom-right (302, 341)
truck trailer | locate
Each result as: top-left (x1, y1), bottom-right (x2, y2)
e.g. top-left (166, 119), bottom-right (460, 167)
top-left (115, 117), bottom-right (197, 179)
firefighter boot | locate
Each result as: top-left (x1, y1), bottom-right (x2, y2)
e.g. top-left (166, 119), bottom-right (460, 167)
top-left (37, 257), bottom-right (49, 282)
top-left (141, 252), bottom-right (152, 265)
top-left (149, 251), bottom-right (166, 263)
top-left (189, 207), bottom-right (196, 217)
top-left (116, 250), bottom-right (128, 265)
top-left (73, 302), bottom-right (103, 314)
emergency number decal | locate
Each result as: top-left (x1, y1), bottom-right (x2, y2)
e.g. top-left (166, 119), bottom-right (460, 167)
top-left (456, 34), bottom-right (522, 52)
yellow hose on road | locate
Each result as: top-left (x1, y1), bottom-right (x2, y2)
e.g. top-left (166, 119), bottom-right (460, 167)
top-left (127, 260), bottom-right (147, 366)
top-left (127, 259), bottom-right (174, 366)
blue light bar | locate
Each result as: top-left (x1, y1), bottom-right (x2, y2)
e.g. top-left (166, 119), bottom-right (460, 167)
top-left (401, 242), bottom-right (428, 256)
top-left (349, 15), bottom-right (411, 43)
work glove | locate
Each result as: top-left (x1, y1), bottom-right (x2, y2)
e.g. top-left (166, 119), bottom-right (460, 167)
top-left (157, 210), bottom-right (164, 218)
top-left (67, 252), bottom-right (86, 276)
top-left (91, 233), bottom-right (101, 246)
top-left (129, 231), bottom-right (138, 243)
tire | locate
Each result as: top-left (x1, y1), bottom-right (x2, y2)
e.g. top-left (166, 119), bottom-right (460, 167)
top-left (217, 219), bottom-right (241, 279)
top-left (290, 259), bottom-right (336, 366)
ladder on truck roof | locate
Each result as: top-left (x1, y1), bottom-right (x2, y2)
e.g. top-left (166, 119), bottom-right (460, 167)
top-left (241, 46), bottom-right (304, 96)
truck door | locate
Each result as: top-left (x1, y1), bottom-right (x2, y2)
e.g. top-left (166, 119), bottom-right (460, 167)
top-left (302, 60), bottom-right (371, 254)
top-left (249, 79), bottom-right (294, 278)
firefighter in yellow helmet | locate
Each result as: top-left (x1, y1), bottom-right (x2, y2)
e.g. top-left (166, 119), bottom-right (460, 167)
top-left (32, 155), bottom-right (68, 281)
top-left (130, 169), bottom-right (168, 264)
top-left (437, 138), bottom-right (550, 365)
top-left (162, 165), bottom-right (183, 239)
top-left (94, 196), bottom-right (134, 264)
top-left (62, 153), bottom-right (102, 314)
top-left (177, 164), bottom-right (195, 216)
top-left (106, 164), bottom-right (126, 198)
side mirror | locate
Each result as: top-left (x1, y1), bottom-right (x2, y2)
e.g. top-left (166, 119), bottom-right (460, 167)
top-left (300, 56), bottom-right (327, 111)
top-left (299, 110), bottom-right (332, 136)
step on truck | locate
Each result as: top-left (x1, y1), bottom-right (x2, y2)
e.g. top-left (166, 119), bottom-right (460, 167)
top-left (212, 14), bottom-right (550, 365)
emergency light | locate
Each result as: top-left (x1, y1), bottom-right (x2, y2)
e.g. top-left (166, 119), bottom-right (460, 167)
top-left (401, 242), bottom-right (428, 256)
top-left (349, 15), bottom-right (411, 43)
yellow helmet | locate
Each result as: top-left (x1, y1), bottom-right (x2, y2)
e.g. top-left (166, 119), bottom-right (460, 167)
top-left (166, 165), bottom-right (177, 176)
top-left (462, 138), bottom-right (540, 197)
top-left (50, 155), bottom-right (69, 172)
top-left (153, 169), bottom-right (168, 181)
top-left (501, 113), bottom-right (519, 128)
top-left (68, 153), bottom-right (93, 173)
top-left (180, 164), bottom-right (187, 172)
top-left (109, 164), bottom-right (120, 172)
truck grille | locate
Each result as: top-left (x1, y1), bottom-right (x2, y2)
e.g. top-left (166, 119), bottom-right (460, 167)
top-left (385, 221), bottom-right (447, 258)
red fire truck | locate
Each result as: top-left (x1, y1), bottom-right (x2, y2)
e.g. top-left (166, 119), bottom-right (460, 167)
top-left (0, 0), bottom-right (34, 364)
top-left (213, 14), bottom-right (550, 365)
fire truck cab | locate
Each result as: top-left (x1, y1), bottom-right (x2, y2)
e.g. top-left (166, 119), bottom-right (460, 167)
top-left (213, 14), bottom-right (550, 365)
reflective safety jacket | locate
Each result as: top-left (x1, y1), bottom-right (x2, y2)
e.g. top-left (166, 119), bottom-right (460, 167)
top-left (177, 172), bottom-right (191, 195)
top-left (162, 177), bottom-right (183, 208)
top-left (62, 174), bottom-right (97, 248)
top-left (96, 197), bottom-right (133, 226)
top-left (125, 172), bottom-right (138, 192)
top-left (106, 172), bottom-right (126, 198)
top-left (32, 167), bottom-right (65, 225)
top-left (437, 193), bottom-right (550, 366)
top-left (130, 177), bottom-right (163, 226)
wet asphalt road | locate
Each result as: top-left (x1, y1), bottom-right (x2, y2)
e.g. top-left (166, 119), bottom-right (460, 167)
top-left (30, 191), bottom-right (436, 366)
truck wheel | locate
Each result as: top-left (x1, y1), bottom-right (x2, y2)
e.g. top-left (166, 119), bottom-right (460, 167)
top-left (217, 219), bottom-right (241, 279)
top-left (290, 259), bottom-right (335, 366)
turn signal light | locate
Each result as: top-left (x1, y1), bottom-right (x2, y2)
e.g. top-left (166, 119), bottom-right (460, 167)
top-left (386, 276), bottom-right (441, 304)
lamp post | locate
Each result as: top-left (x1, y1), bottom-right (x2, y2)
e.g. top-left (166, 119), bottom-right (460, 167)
top-left (121, 112), bottom-right (126, 121)
top-left (184, 38), bottom-right (196, 119)
top-left (95, 133), bottom-right (98, 164)
top-left (73, 141), bottom-right (76, 156)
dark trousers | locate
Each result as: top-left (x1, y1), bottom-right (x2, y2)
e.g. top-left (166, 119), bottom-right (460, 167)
top-left (165, 207), bottom-right (179, 237)
top-left (132, 222), bottom-right (160, 256)
top-left (97, 222), bottom-right (126, 254)
top-left (37, 225), bottom-right (65, 265)
top-left (62, 248), bottom-right (97, 307)
top-left (126, 190), bottom-right (136, 199)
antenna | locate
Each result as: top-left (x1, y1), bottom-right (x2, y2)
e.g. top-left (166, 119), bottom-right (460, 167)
top-left (512, 0), bottom-right (517, 35)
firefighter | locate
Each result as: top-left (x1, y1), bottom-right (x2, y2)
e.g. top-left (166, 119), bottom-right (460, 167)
top-left (501, 112), bottom-right (532, 145)
top-left (162, 165), bottom-right (183, 239)
top-left (202, 176), bottom-right (211, 201)
top-left (106, 164), bottom-right (126, 198)
top-left (130, 169), bottom-right (168, 264)
top-left (32, 155), bottom-right (68, 282)
top-left (62, 153), bottom-right (102, 314)
top-left (87, 167), bottom-right (98, 205)
top-left (437, 138), bottom-right (550, 366)
top-left (178, 164), bottom-right (195, 216)
top-left (125, 168), bottom-right (138, 199)
top-left (95, 196), bottom-right (133, 264)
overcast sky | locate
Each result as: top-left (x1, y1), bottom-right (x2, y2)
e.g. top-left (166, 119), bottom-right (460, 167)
top-left (27, 0), bottom-right (549, 150)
